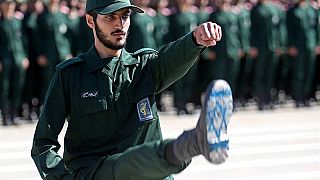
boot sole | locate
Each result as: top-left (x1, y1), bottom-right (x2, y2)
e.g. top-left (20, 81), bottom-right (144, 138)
top-left (205, 80), bottom-right (233, 163)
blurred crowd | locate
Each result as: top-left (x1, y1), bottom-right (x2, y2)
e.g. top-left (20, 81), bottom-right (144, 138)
top-left (1, 0), bottom-right (320, 126)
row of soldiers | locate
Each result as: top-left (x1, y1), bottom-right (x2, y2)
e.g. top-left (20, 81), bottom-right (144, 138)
top-left (1, 0), bottom-right (320, 125)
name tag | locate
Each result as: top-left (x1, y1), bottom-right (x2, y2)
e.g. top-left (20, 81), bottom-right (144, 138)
top-left (137, 98), bottom-right (153, 122)
top-left (81, 91), bottom-right (98, 98)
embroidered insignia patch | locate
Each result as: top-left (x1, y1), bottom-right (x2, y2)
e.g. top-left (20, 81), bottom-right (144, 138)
top-left (81, 91), bottom-right (98, 98)
top-left (137, 98), bottom-right (153, 122)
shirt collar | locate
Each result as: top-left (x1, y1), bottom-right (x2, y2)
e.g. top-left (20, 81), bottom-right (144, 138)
top-left (84, 46), bottom-right (139, 73)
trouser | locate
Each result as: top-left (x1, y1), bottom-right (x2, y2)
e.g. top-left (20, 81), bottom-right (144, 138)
top-left (253, 50), bottom-right (276, 104)
top-left (72, 140), bottom-right (191, 180)
top-left (290, 50), bottom-right (316, 102)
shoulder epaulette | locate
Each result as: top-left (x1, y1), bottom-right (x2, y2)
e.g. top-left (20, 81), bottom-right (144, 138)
top-left (56, 57), bottom-right (84, 70)
top-left (132, 48), bottom-right (158, 56)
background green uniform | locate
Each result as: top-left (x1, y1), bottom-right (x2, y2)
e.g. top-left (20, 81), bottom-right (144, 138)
top-left (208, 7), bottom-right (241, 98)
top-left (0, 15), bottom-right (28, 124)
top-left (31, 33), bottom-right (204, 179)
top-left (37, 9), bottom-right (72, 103)
top-left (125, 11), bottom-right (157, 52)
top-left (286, 2), bottom-right (318, 106)
top-left (236, 3), bottom-right (253, 105)
top-left (250, 1), bottom-right (282, 109)
top-left (168, 7), bottom-right (198, 114)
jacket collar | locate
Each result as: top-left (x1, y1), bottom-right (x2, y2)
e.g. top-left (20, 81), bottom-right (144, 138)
top-left (84, 46), bottom-right (139, 73)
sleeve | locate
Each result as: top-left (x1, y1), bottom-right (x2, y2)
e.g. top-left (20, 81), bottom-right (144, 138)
top-left (150, 32), bottom-right (205, 92)
top-left (31, 70), bottom-right (72, 180)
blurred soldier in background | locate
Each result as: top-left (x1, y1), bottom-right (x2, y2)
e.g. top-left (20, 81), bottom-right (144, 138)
top-left (286, 0), bottom-right (318, 107)
top-left (149, 0), bottom-right (171, 111)
top-left (37, 0), bottom-right (72, 105)
top-left (193, 0), bottom-right (213, 109)
top-left (234, 0), bottom-right (253, 108)
top-left (207, 0), bottom-right (241, 106)
top-left (271, 0), bottom-right (288, 105)
top-left (126, 0), bottom-right (156, 52)
top-left (68, 0), bottom-right (81, 56)
top-left (250, 0), bottom-right (282, 110)
top-left (169, 0), bottom-right (199, 115)
top-left (0, 0), bottom-right (29, 125)
top-left (21, 0), bottom-right (44, 120)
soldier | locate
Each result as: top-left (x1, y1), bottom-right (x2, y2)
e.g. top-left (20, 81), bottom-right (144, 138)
top-left (234, 0), bottom-right (253, 107)
top-left (149, 0), bottom-right (170, 50)
top-left (125, 0), bottom-right (156, 52)
top-left (249, 0), bottom-right (282, 110)
top-left (37, 0), bottom-right (72, 105)
top-left (193, 0), bottom-right (213, 108)
top-left (149, 0), bottom-right (171, 111)
top-left (207, 0), bottom-right (242, 103)
top-left (286, 0), bottom-right (318, 107)
top-left (67, 0), bottom-right (80, 56)
top-left (169, 0), bottom-right (199, 115)
top-left (0, 0), bottom-right (29, 125)
top-left (30, 0), bottom-right (232, 179)
top-left (21, 0), bottom-right (44, 120)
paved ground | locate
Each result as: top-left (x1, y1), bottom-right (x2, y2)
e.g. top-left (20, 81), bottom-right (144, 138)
top-left (0, 105), bottom-right (319, 180)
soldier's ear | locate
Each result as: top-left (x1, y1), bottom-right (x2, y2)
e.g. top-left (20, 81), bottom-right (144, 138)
top-left (86, 14), bottom-right (95, 29)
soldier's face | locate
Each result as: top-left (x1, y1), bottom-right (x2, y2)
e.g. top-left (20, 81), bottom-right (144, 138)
top-left (94, 8), bottom-right (131, 50)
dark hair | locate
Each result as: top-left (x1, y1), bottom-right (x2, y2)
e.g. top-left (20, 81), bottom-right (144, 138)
top-left (87, 10), bottom-right (98, 21)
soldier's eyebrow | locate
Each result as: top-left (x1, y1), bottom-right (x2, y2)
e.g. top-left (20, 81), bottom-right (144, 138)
top-left (112, 9), bottom-right (131, 16)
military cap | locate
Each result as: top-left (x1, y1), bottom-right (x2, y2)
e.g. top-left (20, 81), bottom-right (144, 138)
top-left (85, 0), bottom-right (144, 14)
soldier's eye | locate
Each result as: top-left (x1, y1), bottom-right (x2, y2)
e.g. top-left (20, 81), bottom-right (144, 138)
top-left (122, 14), bottom-right (130, 20)
top-left (105, 15), bottom-right (114, 20)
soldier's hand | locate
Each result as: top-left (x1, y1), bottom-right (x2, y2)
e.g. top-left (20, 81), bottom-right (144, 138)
top-left (22, 58), bottom-right (29, 70)
top-left (193, 22), bottom-right (222, 47)
top-left (37, 55), bottom-right (49, 67)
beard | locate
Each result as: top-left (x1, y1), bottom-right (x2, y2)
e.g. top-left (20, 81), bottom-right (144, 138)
top-left (94, 21), bottom-right (127, 50)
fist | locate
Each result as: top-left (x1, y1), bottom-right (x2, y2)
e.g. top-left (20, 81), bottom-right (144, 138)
top-left (193, 22), bottom-right (222, 47)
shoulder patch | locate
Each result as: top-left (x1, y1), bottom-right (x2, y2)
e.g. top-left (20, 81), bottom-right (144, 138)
top-left (132, 48), bottom-right (158, 56)
top-left (56, 57), bottom-right (84, 71)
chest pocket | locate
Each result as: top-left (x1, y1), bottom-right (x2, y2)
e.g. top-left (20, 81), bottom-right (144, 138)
top-left (76, 97), bottom-right (108, 116)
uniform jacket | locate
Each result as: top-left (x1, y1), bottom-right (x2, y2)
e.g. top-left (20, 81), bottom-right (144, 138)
top-left (31, 32), bottom-right (204, 179)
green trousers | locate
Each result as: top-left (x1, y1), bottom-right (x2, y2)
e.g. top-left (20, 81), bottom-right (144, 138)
top-left (72, 140), bottom-right (191, 180)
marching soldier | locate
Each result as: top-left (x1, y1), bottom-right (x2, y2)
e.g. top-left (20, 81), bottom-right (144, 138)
top-left (286, 0), bottom-right (318, 107)
top-left (37, 0), bottom-right (72, 104)
top-left (250, 0), bottom-right (282, 110)
top-left (207, 0), bottom-right (242, 101)
top-left (0, 0), bottom-right (29, 125)
top-left (125, 0), bottom-right (156, 52)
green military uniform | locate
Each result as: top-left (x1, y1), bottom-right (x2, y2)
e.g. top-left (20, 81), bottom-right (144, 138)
top-left (168, 8), bottom-right (198, 114)
top-left (272, 3), bottom-right (288, 94)
top-left (0, 11), bottom-right (28, 124)
top-left (194, 6), bottom-right (212, 105)
top-left (153, 9), bottom-right (170, 50)
top-left (250, 1), bottom-right (282, 109)
top-left (67, 10), bottom-right (81, 56)
top-left (37, 9), bottom-right (72, 103)
top-left (236, 4), bottom-right (253, 103)
top-left (31, 33), bottom-right (203, 179)
top-left (125, 11), bottom-right (157, 52)
top-left (286, 2), bottom-right (318, 106)
top-left (208, 8), bottom-right (241, 96)
top-left (22, 5), bottom-right (42, 116)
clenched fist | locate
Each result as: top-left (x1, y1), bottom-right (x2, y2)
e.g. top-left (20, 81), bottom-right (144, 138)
top-left (193, 22), bottom-right (222, 47)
